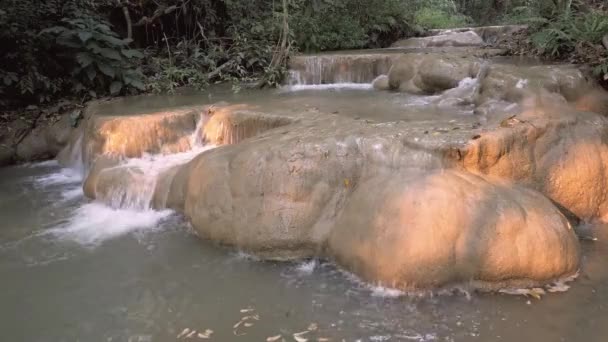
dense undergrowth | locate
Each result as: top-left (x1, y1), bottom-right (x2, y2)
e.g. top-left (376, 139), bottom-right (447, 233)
top-left (1, 0), bottom-right (608, 113)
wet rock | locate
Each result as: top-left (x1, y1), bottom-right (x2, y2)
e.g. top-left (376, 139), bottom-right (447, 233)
top-left (329, 170), bottom-right (580, 291)
top-left (392, 31), bottom-right (484, 48)
top-left (81, 107), bottom-right (201, 166)
top-left (427, 25), bottom-right (528, 45)
top-left (16, 125), bottom-right (53, 161)
top-left (388, 53), bottom-right (480, 94)
top-left (0, 145), bottom-right (14, 166)
top-left (477, 64), bottom-right (589, 104)
top-left (45, 114), bottom-right (74, 155)
top-left (372, 75), bottom-right (390, 91)
top-left (202, 106), bottom-right (294, 145)
top-left (463, 96), bottom-right (608, 222)
top-left (83, 155), bottom-right (121, 200)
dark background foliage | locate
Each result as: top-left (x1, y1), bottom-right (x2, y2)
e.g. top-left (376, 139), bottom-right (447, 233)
top-left (0, 0), bottom-right (607, 110)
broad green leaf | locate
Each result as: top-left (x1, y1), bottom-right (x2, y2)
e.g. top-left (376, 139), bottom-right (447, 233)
top-left (110, 81), bottom-right (123, 95)
top-left (76, 52), bottom-right (94, 68)
top-left (96, 33), bottom-right (127, 47)
top-left (57, 36), bottom-right (81, 49)
top-left (86, 41), bottom-right (102, 53)
top-left (86, 66), bottom-right (97, 81)
top-left (129, 79), bottom-right (146, 90)
top-left (97, 62), bottom-right (115, 78)
top-left (78, 31), bottom-right (93, 42)
top-left (99, 48), bottom-right (122, 61)
top-left (39, 26), bottom-right (66, 35)
top-left (121, 49), bottom-right (144, 59)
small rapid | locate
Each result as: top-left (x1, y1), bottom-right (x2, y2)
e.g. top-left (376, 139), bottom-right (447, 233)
top-left (35, 111), bottom-right (216, 246)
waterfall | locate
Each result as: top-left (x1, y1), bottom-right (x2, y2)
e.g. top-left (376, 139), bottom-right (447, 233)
top-left (94, 112), bottom-right (215, 210)
top-left (286, 53), bottom-right (398, 88)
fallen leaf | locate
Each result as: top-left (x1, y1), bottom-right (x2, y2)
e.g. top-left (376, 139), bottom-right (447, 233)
top-left (240, 308), bottom-right (254, 313)
top-left (198, 329), bottom-right (213, 339)
top-left (177, 328), bottom-right (190, 339)
top-left (294, 330), bottom-right (309, 342)
top-left (244, 322), bottom-right (254, 327)
top-left (186, 330), bottom-right (197, 338)
top-left (307, 323), bottom-right (318, 331)
top-left (266, 335), bottom-right (282, 341)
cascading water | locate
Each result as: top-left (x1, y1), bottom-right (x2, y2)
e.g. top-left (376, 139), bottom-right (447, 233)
top-left (286, 53), bottom-right (398, 90)
top-left (45, 111), bottom-right (216, 246)
top-left (94, 112), bottom-right (215, 211)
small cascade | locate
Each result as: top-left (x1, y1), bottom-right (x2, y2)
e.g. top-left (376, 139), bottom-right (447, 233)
top-left (287, 53), bottom-right (398, 87)
top-left (93, 112), bottom-right (215, 211)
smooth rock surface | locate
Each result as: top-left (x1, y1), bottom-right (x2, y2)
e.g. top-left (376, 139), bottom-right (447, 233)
top-left (392, 31), bottom-right (484, 49)
top-left (329, 170), bottom-right (580, 290)
top-left (388, 53), bottom-right (481, 93)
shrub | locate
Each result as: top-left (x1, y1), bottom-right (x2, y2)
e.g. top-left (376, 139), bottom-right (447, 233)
top-left (291, 0), bottom-right (415, 52)
top-left (40, 16), bottom-right (145, 96)
top-left (414, 7), bottom-right (471, 29)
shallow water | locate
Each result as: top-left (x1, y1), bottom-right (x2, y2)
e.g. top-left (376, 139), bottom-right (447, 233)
top-left (2, 81), bottom-right (608, 341)
top-left (94, 84), bottom-right (478, 124)
top-left (1, 161), bottom-right (608, 341)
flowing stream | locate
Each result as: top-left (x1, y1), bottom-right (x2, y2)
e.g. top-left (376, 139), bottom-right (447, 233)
top-left (1, 52), bottom-right (608, 342)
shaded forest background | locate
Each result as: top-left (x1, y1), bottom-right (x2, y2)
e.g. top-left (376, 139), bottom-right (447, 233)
top-left (1, 0), bottom-right (607, 110)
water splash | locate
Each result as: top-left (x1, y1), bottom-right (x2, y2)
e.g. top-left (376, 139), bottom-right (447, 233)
top-left (287, 54), bottom-right (395, 86)
top-left (284, 83), bottom-right (374, 92)
top-left (48, 203), bottom-right (173, 246)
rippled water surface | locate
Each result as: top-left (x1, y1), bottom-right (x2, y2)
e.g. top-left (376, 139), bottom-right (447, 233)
top-left (1, 85), bottom-right (608, 341)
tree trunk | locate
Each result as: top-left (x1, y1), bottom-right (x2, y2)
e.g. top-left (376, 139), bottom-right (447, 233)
top-left (122, 6), bottom-right (132, 40)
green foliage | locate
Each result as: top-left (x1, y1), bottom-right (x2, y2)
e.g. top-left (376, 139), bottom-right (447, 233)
top-left (414, 7), bottom-right (471, 29)
top-left (40, 16), bottom-right (145, 96)
top-left (291, 0), bottom-right (415, 51)
top-left (531, 10), bottom-right (608, 57)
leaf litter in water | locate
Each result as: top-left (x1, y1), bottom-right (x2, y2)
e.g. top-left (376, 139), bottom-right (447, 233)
top-left (198, 329), bottom-right (213, 339)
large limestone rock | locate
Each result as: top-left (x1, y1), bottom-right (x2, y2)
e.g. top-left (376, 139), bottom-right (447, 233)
top-left (392, 31), bottom-right (484, 49)
top-left (1, 113), bottom-right (77, 164)
top-left (463, 95), bottom-right (608, 222)
top-left (329, 170), bottom-right (580, 291)
top-left (158, 110), bottom-right (581, 290)
top-left (427, 25), bottom-right (528, 45)
top-left (387, 53), bottom-right (481, 94)
top-left (477, 64), bottom-right (589, 104)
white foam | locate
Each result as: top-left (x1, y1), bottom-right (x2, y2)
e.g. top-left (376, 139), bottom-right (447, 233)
top-left (60, 186), bottom-right (84, 201)
top-left (21, 160), bottom-right (59, 168)
top-left (283, 83), bottom-right (374, 92)
top-left (48, 202), bottom-right (173, 246)
top-left (296, 259), bottom-right (318, 275)
top-left (122, 145), bottom-right (215, 175)
top-left (370, 285), bottom-right (405, 298)
top-left (33, 167), bottom-right (82, 186)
